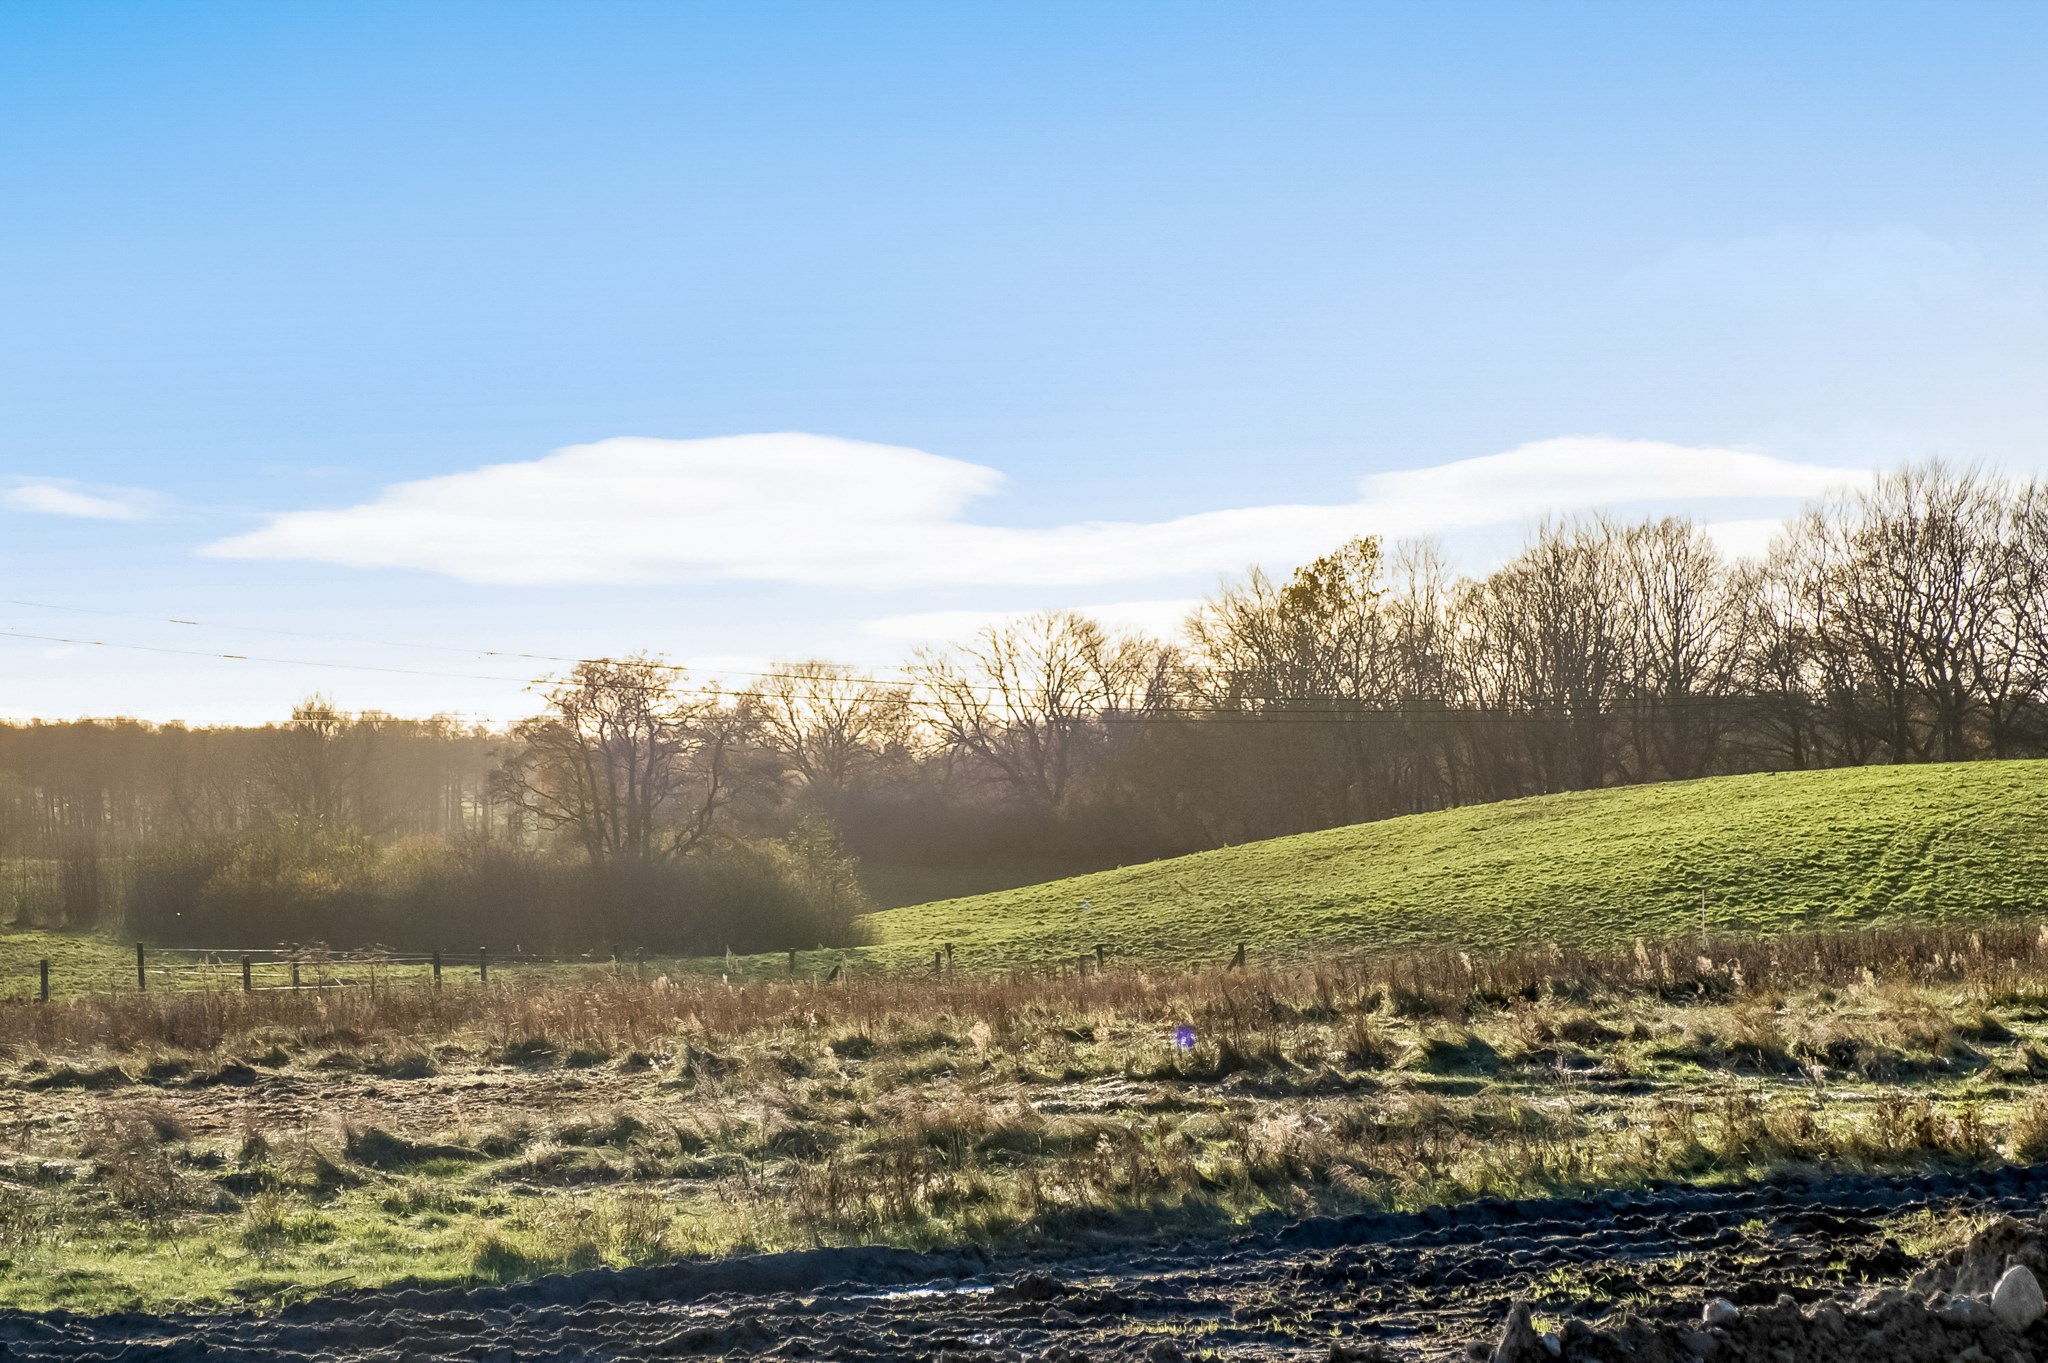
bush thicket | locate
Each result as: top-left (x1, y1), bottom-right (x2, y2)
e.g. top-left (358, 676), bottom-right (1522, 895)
top-left (122, 822), bottom-right (867, 954)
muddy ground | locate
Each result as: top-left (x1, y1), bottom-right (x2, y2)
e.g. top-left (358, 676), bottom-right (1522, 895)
top-left (6, 1164), bottom-right (2048, 1362)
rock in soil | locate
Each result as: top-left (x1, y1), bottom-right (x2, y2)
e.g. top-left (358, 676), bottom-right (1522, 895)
top-left (1505, 1213), bottom-right (2048, 1362)
top-left (1995, 1265), bottom-right (2047, 1331)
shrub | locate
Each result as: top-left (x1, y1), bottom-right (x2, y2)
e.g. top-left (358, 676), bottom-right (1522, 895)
top-left (120, 823), bottom-right (869, 955)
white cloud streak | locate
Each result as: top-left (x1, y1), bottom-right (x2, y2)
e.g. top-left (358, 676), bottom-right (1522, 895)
top-left (866, 599), bottom-right (1205, 643)
top-left (5, 480), bottom-right (155, 521)
top-left (1620, 226), bottom-right (2028, 315)
top-left (204, 433), bottom-right (1868, 589)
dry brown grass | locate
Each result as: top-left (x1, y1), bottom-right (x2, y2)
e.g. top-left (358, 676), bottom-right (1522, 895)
top-left (6, 919), bottom-right (2047, 1064)
top-left (6, 919), bottom-right (2048, 1311)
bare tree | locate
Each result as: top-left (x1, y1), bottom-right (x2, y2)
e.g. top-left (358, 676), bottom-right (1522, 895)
top-left (1188, 538), bottom-right (1396, 708)
top-left (263, 696), bottom-right (355, 826)
top-left (1618, 519), bottom-right (1749, 780)
top-left (912, 611), bottom-right (1169, 814)
top-left (755, 661), bottom-right (913, 809)
top-left (1384, 540), bottom-right (1463, 808)
top-left (1774, 465), bottom-right (2016, 763)
top-left (1963, 475), bottom-right (2046, 758)
top-left (493, 658), bottom-right (740, 864)
top-left (1187, 537), bottom-right (1409, 822)
top-left (2005, 480), bottom-right (2048, 753)
top-left (1466, 519), bottom-right (1631, 791)
top-left (1741, 533), bottom-right (1828, 770)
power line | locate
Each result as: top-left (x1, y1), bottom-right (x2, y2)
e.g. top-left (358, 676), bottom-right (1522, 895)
top-left (0, 600), bottom-right (1908, 727)
top-left (0, 594), bottom-right (1174, 704)
top-left (0, 623), bottom-right (1831, 729)
top-left (0, 617), bottom-right (1018, 710)
top-left (0, 629), bottom-right (542, 685)
top-left (0, 596), bottom-right (934, 689)
top-left (0, 618), bottom-right (993, 706)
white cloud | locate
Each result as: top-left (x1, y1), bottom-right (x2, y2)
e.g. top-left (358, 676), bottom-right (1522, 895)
top-left (5, 480), bottom-right (155, 520)
top-left (1700, 517), bottom-right (1790, 562)
top-left (204, 432), bottom-right (1868, 589)
top-left (1353, 440), bottom-right (1851, 533)
top-left (867, 598), bottom-right (1204, 643)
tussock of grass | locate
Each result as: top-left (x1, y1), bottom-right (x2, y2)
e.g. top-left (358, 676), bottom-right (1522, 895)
top-left (378, 1052), bottom-right (437, 1080)
top-left (341, 1126), bottom-right (481, 1171)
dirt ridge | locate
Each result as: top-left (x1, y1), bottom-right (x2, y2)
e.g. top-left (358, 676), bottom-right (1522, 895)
top-left (5, 1164), bottom-right (2047, 1361)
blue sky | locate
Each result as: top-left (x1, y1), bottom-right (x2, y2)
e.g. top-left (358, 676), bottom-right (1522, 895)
top-left (3, 1), bottom-right (2045, 722)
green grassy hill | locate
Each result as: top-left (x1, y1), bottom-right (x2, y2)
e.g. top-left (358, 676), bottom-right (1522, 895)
top-left (6, 761), bottom-right (2043, 993)
top-left (861, 760), bottom-right (2048, 972)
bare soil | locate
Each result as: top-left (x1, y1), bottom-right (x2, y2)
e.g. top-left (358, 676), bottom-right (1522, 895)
top-left (6, 1164), bottom-right (2048, 1362)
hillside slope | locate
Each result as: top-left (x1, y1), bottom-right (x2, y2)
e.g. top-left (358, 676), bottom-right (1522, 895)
top-left (862, 760), bottom-right (2048, 971)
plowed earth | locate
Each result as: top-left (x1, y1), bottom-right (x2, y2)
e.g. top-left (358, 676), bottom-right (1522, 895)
top-left (8, 1165), bottom-right (2048, 1362)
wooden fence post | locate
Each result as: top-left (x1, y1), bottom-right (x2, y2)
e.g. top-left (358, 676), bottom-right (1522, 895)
top-left (479, 947), bottom-right (489, 983)
top-left (432, 950), bottom-right (443, 988)
top-left (241, 957), bottom-right (252, 993)
top-left (1095, 943), bottom-right (1106, 969)
top-left (39, 959), bottom-right (50, 1004)
top-left (290, 959), bottom-right (301, 990)
top-left (136, 943), bottom-right (147, 992)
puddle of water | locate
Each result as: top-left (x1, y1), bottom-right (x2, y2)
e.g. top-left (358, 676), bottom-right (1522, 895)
top-left (848, 1283), bottom-right (998, 1304)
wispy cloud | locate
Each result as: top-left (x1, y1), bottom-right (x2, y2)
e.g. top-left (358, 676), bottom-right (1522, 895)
top-left (1621, 226), bottom-right (2030, 315)
top-left (4, 480), bottom-right (156, 521)
top-left (866, 599), bottom-right (1205, 643)
top-left (204, 432), bottom-right (1868, 589)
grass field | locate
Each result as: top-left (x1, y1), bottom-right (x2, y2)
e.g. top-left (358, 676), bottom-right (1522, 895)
top-left (864, 760), bottom-right (2048, 973)
top-left (5, 922), bottom-right (2048, 1312)
top-left (3, 752), bottom-right (2047, 1314)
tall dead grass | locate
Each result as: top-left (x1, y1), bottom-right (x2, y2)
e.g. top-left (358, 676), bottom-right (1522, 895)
top-left (7, 919), bottom-right (2048, 1061)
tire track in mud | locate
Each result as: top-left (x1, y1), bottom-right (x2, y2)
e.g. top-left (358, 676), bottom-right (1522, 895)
top-left (5, 1164), bottom-right (2046, 1362)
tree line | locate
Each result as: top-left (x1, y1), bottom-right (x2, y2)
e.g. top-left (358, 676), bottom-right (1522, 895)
top-left (2, 462), bottom-right (2041, 950)
top-left (859, 461), bottom-right (2047, 855)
